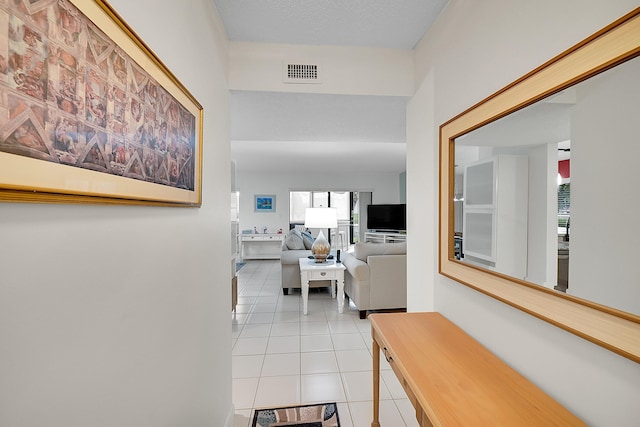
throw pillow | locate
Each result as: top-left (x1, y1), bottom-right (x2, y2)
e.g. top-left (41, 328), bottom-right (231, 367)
top-left (301, 231), bottom-right (315, 249)
top-left (285, 229), bottom-right (305, 250)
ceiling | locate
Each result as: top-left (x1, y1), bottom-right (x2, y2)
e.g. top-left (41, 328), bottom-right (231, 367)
top-left (214, 0), bottom-right (449, 174)
top-left (230, 91), bottom-right (409, 173)
top-left (214, 0), bottom-right (448, 49)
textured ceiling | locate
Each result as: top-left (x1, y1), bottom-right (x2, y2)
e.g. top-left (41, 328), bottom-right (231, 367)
top-left (214, 0), bottom-right (448, 49)
top-left (216, 0), bottom-right (449, 174)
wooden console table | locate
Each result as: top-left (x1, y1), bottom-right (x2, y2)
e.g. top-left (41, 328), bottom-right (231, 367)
top-left (370, 312), bottom-right (584, 426)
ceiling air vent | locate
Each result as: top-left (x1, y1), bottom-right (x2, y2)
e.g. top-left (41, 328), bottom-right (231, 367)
top-left (283, 62), bottom-right (322, 84)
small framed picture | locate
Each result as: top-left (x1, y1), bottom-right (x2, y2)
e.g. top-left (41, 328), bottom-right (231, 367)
top-left (254, 195), bottom-right (276, 212)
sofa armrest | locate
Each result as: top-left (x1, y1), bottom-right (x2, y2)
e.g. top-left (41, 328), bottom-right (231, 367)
top-left (367, 254), bottom-right (407, 309)
top-left (342, 252), bottom-right (370, 282)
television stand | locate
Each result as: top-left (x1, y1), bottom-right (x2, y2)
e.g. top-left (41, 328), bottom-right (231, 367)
top-left (364, 231), bottom-right (406, 243)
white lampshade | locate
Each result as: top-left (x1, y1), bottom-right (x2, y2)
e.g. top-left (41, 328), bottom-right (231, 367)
top-left (304, 207), bottom-right (338, 229)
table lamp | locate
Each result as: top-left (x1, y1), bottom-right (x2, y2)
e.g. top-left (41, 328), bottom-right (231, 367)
top-left (304, 207), bottom-right (338, 263)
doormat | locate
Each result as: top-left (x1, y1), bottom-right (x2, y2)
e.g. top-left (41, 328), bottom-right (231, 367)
top-left (251, 402), bottom-right (340, 427)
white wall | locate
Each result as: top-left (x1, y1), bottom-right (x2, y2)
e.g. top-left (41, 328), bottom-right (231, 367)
top-left (569, 58), bottom-right (640, 314)
top-left (0, 1), bottom-right (234, 426)
top-left (525, 143), bottom-right (558, 287)
top-left (406, 73), bottom-right (436, 312)
top-left (229, 39), bottom-right (409, 238)
top-left (229, 42), bottom-right (414, 96)
top-left (408, 0), bottom-right (640, 425)
top-left (237, 171), bottom-right (401, 233)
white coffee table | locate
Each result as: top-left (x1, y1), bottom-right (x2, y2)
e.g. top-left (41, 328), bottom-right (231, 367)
top-left (298, 258), bottom-right (346, 315)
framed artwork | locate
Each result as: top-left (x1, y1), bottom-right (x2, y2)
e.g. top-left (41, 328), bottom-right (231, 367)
top-left (254, 195), bottom-right (275, 212)
top-left (0, 0), bottom-right (203, 206)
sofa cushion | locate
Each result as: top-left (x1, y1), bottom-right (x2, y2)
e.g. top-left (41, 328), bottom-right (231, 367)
top-left (281, 248), bottom-right (311, 265)
top-left (285, 229), bottom-right (305, 250)
top-left (354, 242), bottom-right (407, 261)
top-left (301, 231), bottom-right (315, 249)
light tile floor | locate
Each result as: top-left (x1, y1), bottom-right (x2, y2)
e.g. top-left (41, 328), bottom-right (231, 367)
top-left (232, 260), bottom-right (418, 427)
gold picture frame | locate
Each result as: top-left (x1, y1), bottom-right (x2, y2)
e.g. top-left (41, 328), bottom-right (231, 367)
top-left (0, 0), bottom-right (203, 206)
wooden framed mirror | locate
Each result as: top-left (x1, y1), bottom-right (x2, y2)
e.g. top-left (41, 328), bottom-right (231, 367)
top-left (439, 7), bottom-right (640, 363)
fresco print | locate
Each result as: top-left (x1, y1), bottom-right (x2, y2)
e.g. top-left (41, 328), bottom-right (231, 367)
top-left (0, 0), bottom-right (196, 191)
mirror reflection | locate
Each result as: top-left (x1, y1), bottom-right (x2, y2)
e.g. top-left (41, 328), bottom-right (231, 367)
top-left (454, 56), bottom-right (640, 316)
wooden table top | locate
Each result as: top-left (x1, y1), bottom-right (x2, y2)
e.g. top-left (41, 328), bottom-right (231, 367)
top-left (370, 312), bottom-right (584, 426)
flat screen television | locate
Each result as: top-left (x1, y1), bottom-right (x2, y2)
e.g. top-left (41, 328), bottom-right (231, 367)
top-left (367, 204), bottom-right (406, 231)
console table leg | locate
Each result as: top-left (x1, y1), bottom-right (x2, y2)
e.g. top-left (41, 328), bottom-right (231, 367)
top-left (337, 277), bottom-right (345, 313)
top-left (372, 339), bottom-right (381, 427)
top-left (302, 277), bottom-right (309, 315)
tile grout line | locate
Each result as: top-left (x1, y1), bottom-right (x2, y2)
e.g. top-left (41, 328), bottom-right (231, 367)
top-left (233, 260), bottom-right (414, 427)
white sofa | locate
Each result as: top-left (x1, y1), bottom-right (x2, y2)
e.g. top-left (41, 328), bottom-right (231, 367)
top-left (341, 242), bottom-right (407, 319)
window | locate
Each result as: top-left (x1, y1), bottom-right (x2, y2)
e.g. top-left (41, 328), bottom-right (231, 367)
top-left (290, 192), bottom-right (311, 224)
top-left (558, 183), bottom-right (570, 233)
top-left (290, 192), bottom-right (351, 220)
top-left (289, 191), bottom-right (354, 245)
